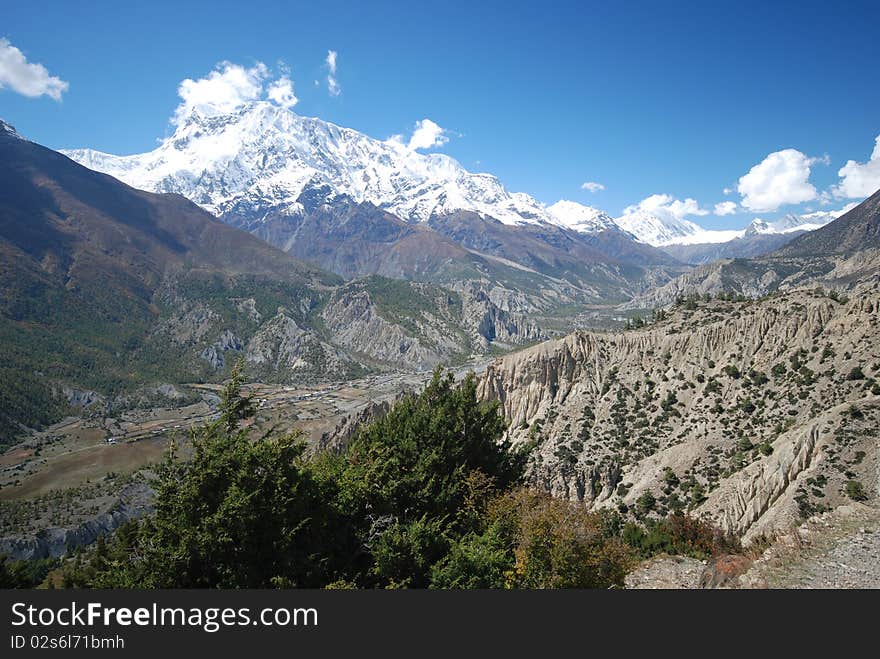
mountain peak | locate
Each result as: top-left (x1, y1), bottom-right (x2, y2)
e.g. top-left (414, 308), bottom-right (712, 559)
top-left (744, 208), bottom-right (845, 237)
top-left (613, 208), bottom-right (703, 246)
top-left (546, 200), bottom-right (618, 233)
top-left (61, 105), bottom-right (612, 232)
top-left (0, 119), bottom-right (22, 140)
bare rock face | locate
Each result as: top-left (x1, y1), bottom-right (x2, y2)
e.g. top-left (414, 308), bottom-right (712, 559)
top-left (321, 290), bottom-right (442, 371)
top-left (453, 282), bottom-right (546, 347)
top-left (200, 329), bottom-right (243, 369)
top-left (629, 249), bottom-right (880, 310)
top-left (695, 402), bottom-right (869, 541)
top-left (319, 279), bottom-right (545, 371)
top-left (478, 279), bottom-right (880, 540)
top-left (316, 398), bottom-right (395, 454)
top-left (234, 297), bottom-right (263, 323)
top-left (246, 309), bottom-right (349, 376)
top-left (61, 387), bottom-right (105, 409)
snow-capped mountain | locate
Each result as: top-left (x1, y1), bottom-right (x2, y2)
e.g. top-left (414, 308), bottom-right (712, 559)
top-left (546, 200), bottom-right (619, 233)
top-left (0, 119), bottom-right (22, 139)
top-left (63, 102), bottom-right (599, 231)
top-left (613, 208), bottom-right (707, 246)
top-left (616, 205), bottom-right (854, 248)
top-left (744, 207), bottom-right (854, 237)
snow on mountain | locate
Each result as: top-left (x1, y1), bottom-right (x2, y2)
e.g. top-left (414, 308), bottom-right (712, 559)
top-left (0, 119), bottom-right (22, 139)
top-left (62, 102), bottom-right (596, 230)
top-left (546, 200), bottom-right (619, 233)
top-left (613, 208), bottom-right (707, 246)
top-left (61, 100), bottom-right (856, 250)
top-left (745, 205), bottom-right (857, 237)
top-left (616, 204), bottom-right (858, 247)
top-left (662, 228), bottom-right (747, 246)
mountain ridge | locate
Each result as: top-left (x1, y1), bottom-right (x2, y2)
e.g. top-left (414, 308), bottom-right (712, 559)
top-left (626, 189), bottom-right (880, 307)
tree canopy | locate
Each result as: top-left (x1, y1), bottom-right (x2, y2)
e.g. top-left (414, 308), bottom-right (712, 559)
top-left (53, 364), bottom-right (733, 589)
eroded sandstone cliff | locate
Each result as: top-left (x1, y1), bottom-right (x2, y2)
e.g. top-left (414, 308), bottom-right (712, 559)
top-left (478, 280), bottom-right (880, 540)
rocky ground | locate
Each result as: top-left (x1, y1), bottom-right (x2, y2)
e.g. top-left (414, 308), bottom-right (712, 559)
top-left (624, 555), bottom-right (707, 589)
top-left (739, 504), bottom-right (880, 588)
top-left (626, 503), bottom-right (880, 589)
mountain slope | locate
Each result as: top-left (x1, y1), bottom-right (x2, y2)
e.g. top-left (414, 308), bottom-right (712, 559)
top-left (231, 190), bottom-right (488, 280)
top-left (614, 208), bottom-right (708, 246)
top-left (477, 284), bottom-right (880, 541)
top-left (661, 231), bottom-right (807, 265)
top-left (0, 121), bottom-right (350, 442)
top-left (615, 204), bottom-right (843, 249)
top-left (0, 124), bottom-right (545, 447)
top-left (777, 189), bottom-right (880, 257)
top-left (546, 200), bottom-right (618, 233)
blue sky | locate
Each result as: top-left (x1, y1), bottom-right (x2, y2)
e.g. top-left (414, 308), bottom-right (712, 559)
top-left (2, 0), bottom-right (879, 228)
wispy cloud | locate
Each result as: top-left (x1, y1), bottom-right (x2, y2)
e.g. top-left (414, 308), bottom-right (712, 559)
top-left (0, 38), bottom-right (68, 100)
top-left (713, 201), bottom-right (737, 216)
top-left (580, 181), bottom-right (605, 193)
top-left (326, 50), bottom-right (340, 97)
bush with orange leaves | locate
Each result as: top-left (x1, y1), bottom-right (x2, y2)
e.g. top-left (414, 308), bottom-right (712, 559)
top-left (494, 489), bottom-right (637, 589)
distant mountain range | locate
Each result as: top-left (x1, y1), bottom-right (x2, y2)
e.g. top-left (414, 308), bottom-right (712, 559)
top-left (616, 206), bottom-right (851, 249)
top-left (628, 188), bottom-right (880, 308)
top-left (60, 103), bottom-right (855, 276)
top-left (63, 102), bottom-right (614, 231)
top-left (60, 104), bottom-right (684, 305)
top-left (4, 107), bottom-right (877, 447)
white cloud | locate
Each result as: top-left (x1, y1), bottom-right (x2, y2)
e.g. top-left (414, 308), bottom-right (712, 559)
top-left (722, 187), bottom-right (733, 195)
top-left (0, 38), bottom-right (68, 100)
top-left (173, 61), bottom-right (268, 123)
top-left (623, 193), bottom-right (709, 220)
top-left (737, 149), bottom-right (823, 212)
top-left (326, 50), bottom-right (340, 97)
top-left (170, 61), bottom-right (308, 122)
top-left (834, 135), bottom-right (880, 198)
top-left (580, 181), bottom-right (605, 193)
top-left (267, 75), bottom-right (298, 109)
top-left (405, 118), bottom-right (448, 150)
top-left (713, 201), bottom-right (738, 216)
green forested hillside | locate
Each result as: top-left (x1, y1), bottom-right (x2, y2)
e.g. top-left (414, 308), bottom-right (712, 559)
top-left (0, 128), bottom-right (338, 447)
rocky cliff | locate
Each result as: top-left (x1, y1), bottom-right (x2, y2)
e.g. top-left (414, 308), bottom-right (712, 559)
top-left (319, 278), bottom-right (545, 371)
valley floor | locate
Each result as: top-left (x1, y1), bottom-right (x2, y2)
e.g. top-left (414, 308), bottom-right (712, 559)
top-left (0, 364), bottom-right (494, 559)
